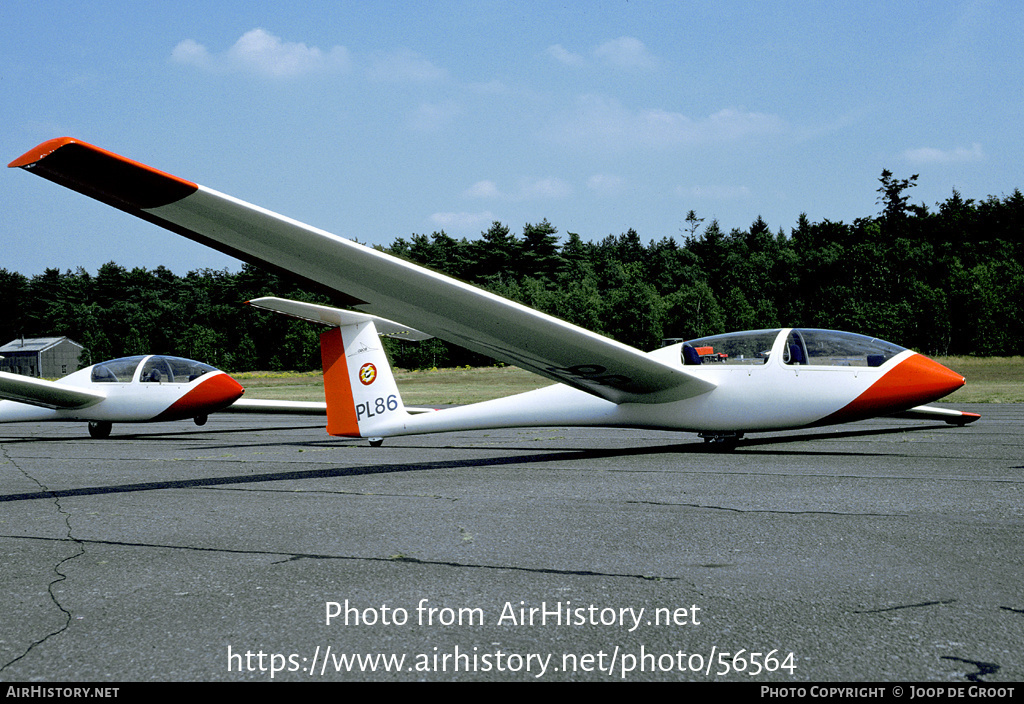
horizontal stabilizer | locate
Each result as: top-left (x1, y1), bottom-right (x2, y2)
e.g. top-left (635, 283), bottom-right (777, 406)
top-left (246, 297), bottom-right (432, 341)
top-left (0, 371), bottom-right (106, 410)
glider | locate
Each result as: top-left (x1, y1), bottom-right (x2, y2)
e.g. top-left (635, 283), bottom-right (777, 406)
top-left (10, 138), bottom-right (979, 447)
top-left (0, 354), bottom-right (244, 438)
top-left (0, 349), bottom-right (369, 438)
top-left (0, 301), bottom-right (435, 439)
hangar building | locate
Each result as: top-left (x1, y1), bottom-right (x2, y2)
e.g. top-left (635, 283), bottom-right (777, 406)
top-left (0, 337), bottom-right (85, 378)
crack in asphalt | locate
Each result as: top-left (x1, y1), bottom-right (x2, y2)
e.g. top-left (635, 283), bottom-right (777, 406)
top-left (628, 499), bottom-right (899, 516)
top-left (853, 601), bottom-right (1006, 683)
top-left (0, 533), bottom-right (686, 583)
top-left (0, 445), bottom-right (84, 675)
top-left (941, 655), bottom-right (1001, 682)
top-left (853, 599), bottom-right (957, 613)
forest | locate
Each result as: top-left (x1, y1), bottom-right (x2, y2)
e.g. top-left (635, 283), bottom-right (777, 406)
top-left (2, 171), bottom-right (1022, 373)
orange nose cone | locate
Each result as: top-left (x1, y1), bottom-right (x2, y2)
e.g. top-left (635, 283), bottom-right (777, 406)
top-left (881, 354), bottom-right (966, 404)
top-left (825, 354), bottom-right (965, 424)
top-left (154, 372), bottom-right (245, 422)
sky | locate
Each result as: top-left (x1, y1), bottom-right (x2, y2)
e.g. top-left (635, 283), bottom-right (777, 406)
top-left (3, 0), bottom-right (1022, 277)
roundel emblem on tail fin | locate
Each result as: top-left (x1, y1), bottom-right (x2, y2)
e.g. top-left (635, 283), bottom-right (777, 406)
top-left (359, 363), bottom-right (377, 386)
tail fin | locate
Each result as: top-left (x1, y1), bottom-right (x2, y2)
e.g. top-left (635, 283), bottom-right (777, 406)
top-left (321, 321), bottom-right (407, 438)
top-left (243, 296), bottom-right (428, 439)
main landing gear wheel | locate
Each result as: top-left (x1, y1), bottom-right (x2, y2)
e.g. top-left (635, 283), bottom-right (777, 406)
top-left (699, 432), bottom-right (743, 451)
top-left (88, 421), bottom-right (112, 439)
top-left (368, 438), bottom-right (384, 447)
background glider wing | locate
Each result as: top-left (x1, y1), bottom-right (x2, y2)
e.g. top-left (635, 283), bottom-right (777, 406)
top-left (0, 371), bottom-right (106, 410)
top-left (12, 138), bottom-right (715, 404)
top-left (224, 398), bottom-right (327, 414)
top-left (224, 398), bottom-right (435, 415)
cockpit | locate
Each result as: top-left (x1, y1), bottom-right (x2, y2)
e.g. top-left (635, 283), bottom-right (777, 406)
top-left (681, 329), bottom-right (781, 365)
top-left (681, 329), bottom-right (906, 368)
top-left (779, 329), bottom-right (905, 367)
top-left (90, 355), bottom-right (218, 383)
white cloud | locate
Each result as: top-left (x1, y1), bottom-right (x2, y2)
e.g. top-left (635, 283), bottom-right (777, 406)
top-left (674, 184), bottom-right (752, 201)
top-left (367, 49), bottom-right (447, 82)
top-left (546, 44), bottom-right (586, 67)
top-left (469, 79), bottom-right (509, 95)
top-left (546, 37), bottom-right (657, 70)
top-left (430, 211), bottom-right (495, 231)
top-left (587, 173), bottom-right (626, 196)
top-left (171, 39), bottom-right (211, 68)
top-left (702, 108), bottom-right (785, 141)
top-left (902, 143), bottom-right (985, 164)
top-left (550, 95), bottom-right (785, 151)
top-left (171, 29), bottom-right (351, 78)
top-left (593, 37), bottom-right (658, 70)
top-left (520, 177), bottom-right (573, 200)
top-left (463, 178), bottom-right (572, 201)
top-left (408, 101), bottom-right (462, 131)
top-left (464, 180), bottom-right (502, 198)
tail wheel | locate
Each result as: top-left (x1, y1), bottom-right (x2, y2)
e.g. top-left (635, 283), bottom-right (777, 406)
top-left (88, 421), bottom-right (112, 439)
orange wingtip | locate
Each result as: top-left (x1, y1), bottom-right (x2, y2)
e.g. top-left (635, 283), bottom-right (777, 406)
top-left (8, 137), bottom-right (79, 168)
top-left (9, 136), bottom-right (198, 189)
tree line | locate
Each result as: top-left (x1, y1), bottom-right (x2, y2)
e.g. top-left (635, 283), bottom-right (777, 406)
top-left (1, 171), bottom-right (1022, 373)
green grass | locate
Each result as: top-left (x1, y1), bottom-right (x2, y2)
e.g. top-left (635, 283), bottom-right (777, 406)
top-left (230, 370), bottom-right (326, 401)
top-left (235, 357), bottom-right (1024, 406)
top-left (933, 356), bottom-right (1024, 403)
top-left (235, 366), bottom-right (546, 405)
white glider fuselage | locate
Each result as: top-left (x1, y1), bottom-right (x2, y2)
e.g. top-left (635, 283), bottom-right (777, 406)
top-left (331, 332), bottom-right (967, 439)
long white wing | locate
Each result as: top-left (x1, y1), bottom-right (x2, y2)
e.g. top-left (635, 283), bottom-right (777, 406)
top-left (10, 138), bottom-right (716, 404)
top-left (0, 371), bottom-right (106, 410)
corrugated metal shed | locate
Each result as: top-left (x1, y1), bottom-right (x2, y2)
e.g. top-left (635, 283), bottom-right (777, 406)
top-left (0, 337), bottom-right (85, 378)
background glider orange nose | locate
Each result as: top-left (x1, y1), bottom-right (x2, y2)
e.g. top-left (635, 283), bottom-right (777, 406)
top-left (154, 373), bottom-right (245, 422)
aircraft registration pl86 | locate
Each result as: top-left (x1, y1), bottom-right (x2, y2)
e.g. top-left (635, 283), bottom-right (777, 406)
top-left (10, 138), bottom-right (979, 447)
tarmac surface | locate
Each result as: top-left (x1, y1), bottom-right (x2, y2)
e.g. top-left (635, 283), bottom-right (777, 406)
top-left (0, 403), bottom-right (1021, 682)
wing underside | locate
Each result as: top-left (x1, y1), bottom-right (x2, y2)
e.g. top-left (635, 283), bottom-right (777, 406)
top-left (11, 138), bottom-right (716, 405)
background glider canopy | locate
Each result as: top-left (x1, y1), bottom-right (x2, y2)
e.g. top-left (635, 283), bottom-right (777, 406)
top-left (11, 138), bottom-right (716, 405)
